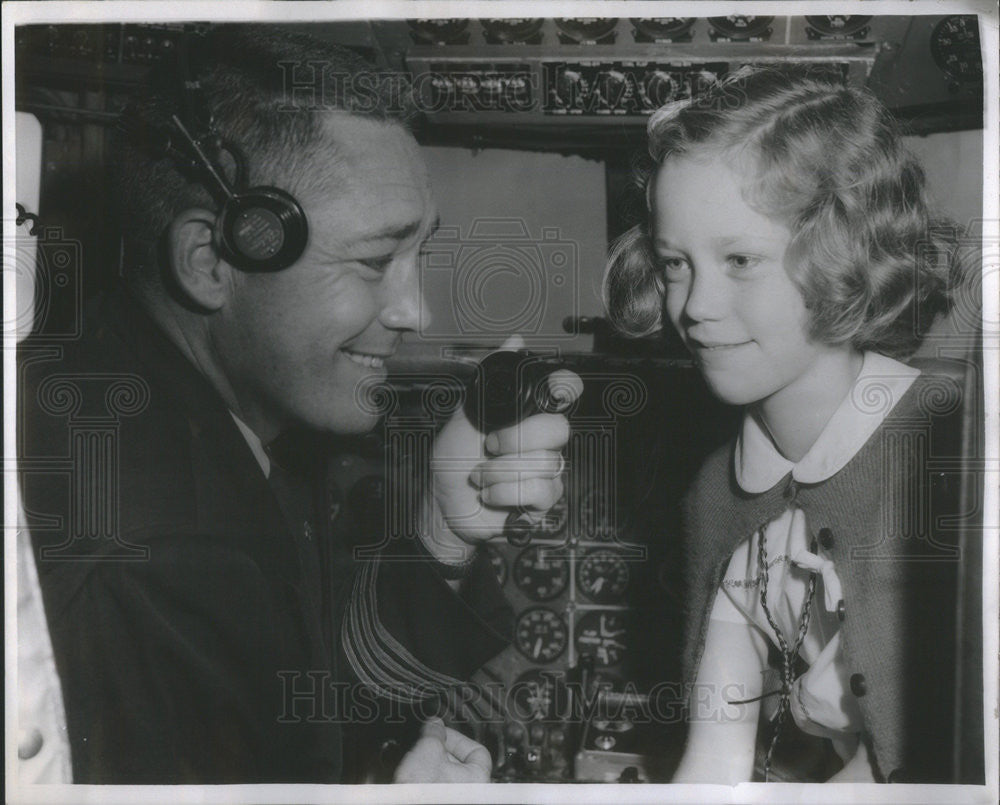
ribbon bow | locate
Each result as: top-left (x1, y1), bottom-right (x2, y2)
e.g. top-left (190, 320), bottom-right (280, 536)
top-left (790, 545), bottom-right (843, 613)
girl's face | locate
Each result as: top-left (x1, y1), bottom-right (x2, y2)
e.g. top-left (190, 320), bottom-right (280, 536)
top-left (651, 154), bottom-right (850, 411)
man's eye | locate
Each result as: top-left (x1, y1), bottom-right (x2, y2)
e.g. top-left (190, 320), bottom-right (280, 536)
top-left (359, 255), bottom-right (393, 273)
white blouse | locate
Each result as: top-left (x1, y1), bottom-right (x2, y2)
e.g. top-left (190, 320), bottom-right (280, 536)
top-left (709, 352), bottom-right (919, 763)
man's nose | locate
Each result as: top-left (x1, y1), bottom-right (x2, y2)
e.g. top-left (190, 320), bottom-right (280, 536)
top-left (379, 258), bottom-right (430, 332)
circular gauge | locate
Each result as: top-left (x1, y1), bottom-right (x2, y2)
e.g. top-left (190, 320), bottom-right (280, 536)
top-left (510, 669), bottom-right (568, 721)
top-left (513, 546), bottom-right (569, 600)
top-left (930, 16), bottom-right (982, 84)
top-left (407, 19), bottom-right (470, 45)
top-left (578, 549), bottom-right (629, 603)
top-left (575, 610), bottom-right (627, 667)
top-left (486, 545), bottom-right (507, 587)
top-left (707, 16), bottom-right (774, 40)
top-left (804, 15), bottom-right (872, 37)
top-left (480, 19), bottom-right (544, 44)
top-left (554, 18), bottom-right (618, 43)
top-left (630, 18), bottom-right (696, 41)
top-left (641, 69), bottom-right (678, 108)
top-left (515, 607), bottom-right (568, 663)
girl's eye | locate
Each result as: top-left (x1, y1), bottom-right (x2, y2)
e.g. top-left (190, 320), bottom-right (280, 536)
top-left (658, 256), bottom-right (689, 279)
top-left (727, 255), bottom-right (760, 271)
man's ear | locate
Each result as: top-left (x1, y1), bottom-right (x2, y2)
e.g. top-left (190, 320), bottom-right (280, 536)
top-left (166, 208), bottom-right (233, 311)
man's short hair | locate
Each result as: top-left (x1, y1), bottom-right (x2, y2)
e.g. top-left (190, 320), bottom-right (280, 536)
top-left (114, 24), bottom-right (417, 275)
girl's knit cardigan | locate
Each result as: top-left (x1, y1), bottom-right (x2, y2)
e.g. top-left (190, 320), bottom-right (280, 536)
top-left (680, 370), bottom-right (975, 782)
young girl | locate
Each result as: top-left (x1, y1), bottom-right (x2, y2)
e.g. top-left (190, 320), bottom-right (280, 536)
top-left (605, 65), bottom-right (979, 783)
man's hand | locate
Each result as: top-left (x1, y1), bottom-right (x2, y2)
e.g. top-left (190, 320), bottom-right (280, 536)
top-left (393, 718), bottom-right (491, 783)
top-left (421, 337), bottom-right (583, 564)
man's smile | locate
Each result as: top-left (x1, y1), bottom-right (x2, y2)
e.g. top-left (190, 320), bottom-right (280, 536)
top-left (341, 348), bottom-right (388, 368)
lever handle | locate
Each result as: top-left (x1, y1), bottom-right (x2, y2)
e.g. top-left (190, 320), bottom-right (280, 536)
top-left (465, 350), bottom-right (570, 546)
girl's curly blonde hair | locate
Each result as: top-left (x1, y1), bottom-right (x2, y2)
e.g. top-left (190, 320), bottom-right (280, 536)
top-left (604, 65), bottom-right (965, 359)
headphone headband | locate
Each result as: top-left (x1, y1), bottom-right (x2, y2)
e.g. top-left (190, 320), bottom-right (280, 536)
top-left (123, 27), bottom-right (309, 272)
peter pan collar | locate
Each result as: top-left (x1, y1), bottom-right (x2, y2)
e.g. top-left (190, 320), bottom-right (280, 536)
top-left (734, 352), bottom-right (920, 494)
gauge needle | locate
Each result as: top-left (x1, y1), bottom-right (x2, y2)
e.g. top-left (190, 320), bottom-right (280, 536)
top-left (533, 637), bottom-right (543, 658)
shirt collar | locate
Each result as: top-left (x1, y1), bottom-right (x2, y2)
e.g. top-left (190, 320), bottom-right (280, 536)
top-left (229, 412), bottom-right (271, 479)
top-left (734, 352), bottom-right (920, 493)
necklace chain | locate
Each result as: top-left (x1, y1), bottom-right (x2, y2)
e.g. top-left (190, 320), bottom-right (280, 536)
top-left (756, 513), bottom-right (819, 782)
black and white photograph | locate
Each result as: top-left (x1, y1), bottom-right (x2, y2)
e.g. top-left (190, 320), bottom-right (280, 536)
top-left (5, 2), bottom-right (998, 803)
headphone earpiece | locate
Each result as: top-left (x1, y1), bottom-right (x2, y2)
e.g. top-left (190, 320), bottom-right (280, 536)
top-left (163, 114), bottom-right (309, 273)
top-left (215, 186), bottom-right (308, 272)
top-left (121, 30), bottom-right (310, 273)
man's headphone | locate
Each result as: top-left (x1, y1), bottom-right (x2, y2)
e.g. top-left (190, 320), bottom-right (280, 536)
top-left (122, 29), bottom-right (309, 272)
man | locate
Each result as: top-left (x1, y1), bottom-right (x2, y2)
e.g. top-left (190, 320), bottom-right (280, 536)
top-left (19, 25), bottom-right (577, 784)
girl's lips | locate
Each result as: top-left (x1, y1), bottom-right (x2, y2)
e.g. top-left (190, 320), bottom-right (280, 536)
top-left (689, 338), bottom-right (753, 351)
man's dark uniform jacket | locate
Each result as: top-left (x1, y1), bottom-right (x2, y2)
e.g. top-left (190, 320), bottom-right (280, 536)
top-left (19, 286), bottom-right (512, 783)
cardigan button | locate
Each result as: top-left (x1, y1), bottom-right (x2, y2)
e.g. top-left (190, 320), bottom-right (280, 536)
top-left (17, 727), bottom-right (44, 760)
top-left (850, 673), bottom-right (867, 697)
top-left (818, 527), bottom-right (834, 550)
top-left (783, 480), bottom-right (798, 500)
top-left (837, 599), bottom-right (846, 622)
top-left (379, 738), bottom-right (403, 769)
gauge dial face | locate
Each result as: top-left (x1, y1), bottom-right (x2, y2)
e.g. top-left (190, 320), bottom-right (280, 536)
top-left (515, 608), bottom-right (568, 663)
top-left (480, 18), bottom-right (544, 44)
top-left (804, 15), bottom-right (872, 37)
top-left (578, 549), bottom-right (629, 603)
top-left (707, 16), bottom-right (774, 39)
top-left (630, 18), bottom-right (696, 40)
top-left (554, 18), bottom-right (619, 42)
top-left (486, 545), bottom-right (507, 587)
top-left (575, 610), bottom-right (627, 667)
top-left (514, 546), bottom-right (569, 600)
top-left (406, 19), bottom-right (469, 44)
top-left (931, 16), bottom-right (983, 84)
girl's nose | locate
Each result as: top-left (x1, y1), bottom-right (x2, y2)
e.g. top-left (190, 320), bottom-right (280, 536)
top-left (682, 266), bottom-right (728, 324)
